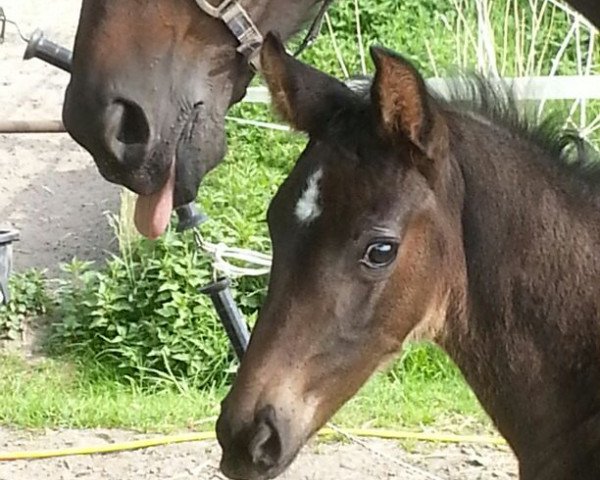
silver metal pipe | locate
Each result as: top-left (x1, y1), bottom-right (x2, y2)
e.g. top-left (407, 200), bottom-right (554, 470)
top-left (0, 120), bottom-right (66, 134)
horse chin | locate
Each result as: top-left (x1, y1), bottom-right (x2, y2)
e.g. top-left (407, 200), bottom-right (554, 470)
top-left (172, 106), bottom-right (226, 207)
top-left (219, 448), bottom-right (300, 480)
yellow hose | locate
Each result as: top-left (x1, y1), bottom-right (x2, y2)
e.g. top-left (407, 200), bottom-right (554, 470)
top-left (0, 428), bottom-right (506, 461)
top-left (0, 432), bottom-right (215, 461)
top-left (319, 428), bottom-right (506, 446)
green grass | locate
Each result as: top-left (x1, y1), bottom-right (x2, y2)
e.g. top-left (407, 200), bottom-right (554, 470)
top-left (0, 354), bottom-right (222, 431)
top-left (0, 343), bottom-right (489, 434)
top-left (333, 344), bottom-right (489, 432)
top-left (334, 375), bottom-right (486, 434)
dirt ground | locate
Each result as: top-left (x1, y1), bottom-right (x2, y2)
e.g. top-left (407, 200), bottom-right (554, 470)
top-left (0, 0), bottom-right (119, 275)
top-left (0, 1), bottom-right (518, 479)
top-left (0, 427), bottom-right (517, 480)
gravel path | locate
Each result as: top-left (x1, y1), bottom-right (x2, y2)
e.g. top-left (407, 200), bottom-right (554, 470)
top-left (0, 427), bottom-right (517, 480)
top-left (0, 0), bottom-right (119, 275)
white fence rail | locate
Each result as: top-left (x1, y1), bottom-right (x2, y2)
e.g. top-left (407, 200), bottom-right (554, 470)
top-left (1, 76), bottom-right (598, 134)
top-left (244, 75), bottom-right (600, 103)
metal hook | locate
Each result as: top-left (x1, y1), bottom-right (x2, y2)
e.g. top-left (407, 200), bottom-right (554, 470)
top-left (0, 230), bottom-right (19, 306)
top-left (199, 277), bottom-right (250, 361)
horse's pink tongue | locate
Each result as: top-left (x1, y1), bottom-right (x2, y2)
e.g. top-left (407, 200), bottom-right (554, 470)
top-left (134, 163), bottom-right (175, 239)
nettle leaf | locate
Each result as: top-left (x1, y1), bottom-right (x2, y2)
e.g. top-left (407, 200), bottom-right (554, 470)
top-left (158, 282), bottom-right (179, 293)
top-left (89, 317), bottom-right (108, 329)
top-left (172, 317), bottom-right (186, 329)
top-left (116, 325), bottom-right (128, 337)
top-left (155, 304), bottom-right (177, 318)
top-left (147, 348), bottom-right (162, 358)
top-left (172, 353), bottom-right (191, 362)
top-left (172, 264), bottom-right (189, 277)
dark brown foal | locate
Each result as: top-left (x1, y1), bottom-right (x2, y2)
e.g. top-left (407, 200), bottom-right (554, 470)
top-left (216, 34), bottom-right (600, 480)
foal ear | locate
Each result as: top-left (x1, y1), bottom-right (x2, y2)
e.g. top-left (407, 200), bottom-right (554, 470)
top-left (260, 32), bottom-right (351, 133)
top-left (370, 46), bottom-right (448, 161)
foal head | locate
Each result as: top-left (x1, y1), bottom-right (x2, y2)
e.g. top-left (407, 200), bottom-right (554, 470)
top-left (217, 34), bottom-right (465, 480)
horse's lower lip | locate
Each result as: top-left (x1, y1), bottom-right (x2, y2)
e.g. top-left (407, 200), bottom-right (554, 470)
top-left (93, 148), bottom-right (172, 197)
top-left (95, 164), bottom-right (148, 194)
top-left (219, 449), bottom-right (298, 480)
top-left (172, 103), bottom-right (205, 206)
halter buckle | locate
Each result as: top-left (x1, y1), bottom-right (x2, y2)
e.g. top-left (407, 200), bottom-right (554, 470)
top-left (195, 0), bottom-right (263, 70)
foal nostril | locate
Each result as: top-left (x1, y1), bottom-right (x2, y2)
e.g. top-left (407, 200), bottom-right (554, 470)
top-left (111, 99), bottom-right (150, 145)
top-left (248, 406), bottom-right (283, 472)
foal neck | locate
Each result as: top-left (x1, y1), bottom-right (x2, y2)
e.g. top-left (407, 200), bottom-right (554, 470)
top-left (442, 112), bottom-right (600, 479)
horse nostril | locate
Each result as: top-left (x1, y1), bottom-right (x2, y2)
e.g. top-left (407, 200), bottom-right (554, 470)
top-left (248, 406), bottom-right (283, 472)
top-left (113, 99), bottom-right (150, 145)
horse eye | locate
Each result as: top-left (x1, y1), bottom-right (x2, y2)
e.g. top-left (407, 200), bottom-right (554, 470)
top-left (362, 241), bottom-right (399, 269)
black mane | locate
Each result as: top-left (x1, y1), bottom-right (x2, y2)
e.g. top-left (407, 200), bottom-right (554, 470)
top-left (437, 74), bottom-right (600, 188)
top-left (334, 74), bottom-right (600, 188)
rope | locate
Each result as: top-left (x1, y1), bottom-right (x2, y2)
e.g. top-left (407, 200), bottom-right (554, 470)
top-left (0, 427), bottom-right (506, 462)
top-left (194, 231), bottom-right (272, 278)
top-left (0, 9), bottom-right (30, 43)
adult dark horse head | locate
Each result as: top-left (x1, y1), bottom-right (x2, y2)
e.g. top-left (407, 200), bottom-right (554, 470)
top-left (62, 0), bottom-right (323, 238)
top-left (216, 34), bottom-right (600, 480)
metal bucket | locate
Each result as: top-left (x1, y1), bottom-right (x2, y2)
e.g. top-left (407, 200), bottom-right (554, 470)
top-left (0, 229), bottom-right (20, 304)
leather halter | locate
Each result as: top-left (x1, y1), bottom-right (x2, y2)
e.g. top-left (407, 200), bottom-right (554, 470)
top-left (194, 0), bottom-right (265, 70)
top-left (194, 0), bottom-right (333, 71)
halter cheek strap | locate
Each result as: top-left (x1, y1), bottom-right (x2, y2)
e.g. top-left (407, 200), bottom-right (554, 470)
top-left (194, 0), bottom-right (263, 71)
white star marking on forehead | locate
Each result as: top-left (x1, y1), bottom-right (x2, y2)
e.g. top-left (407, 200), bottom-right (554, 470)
top-left (295, 167), bottom-right (324, 225)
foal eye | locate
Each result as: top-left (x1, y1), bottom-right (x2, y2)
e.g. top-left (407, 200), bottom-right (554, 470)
top-left (361, 241), bottom-right (399, 269)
